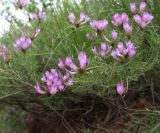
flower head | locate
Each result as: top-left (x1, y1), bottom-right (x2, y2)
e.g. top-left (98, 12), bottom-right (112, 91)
top-left (139, 2), bottom-right (147, 12)
top-left (14, 36), bottom-right (32, 52)
top-left (33, 27), bottom-right (41, 38)
top-left (14, 0), bottom-right (28, 8)
top-left (116, 82), bottom-right (125, 95)
top-left (112, 13), bottom-right (129, 26)
top-left (34, 84), bottom-right (47, 95)
top-left (111, 41), bottom-right (136, 61)
top-left (133, 12), bottom-right (153, 29)
top-left (123, 22), bottom-right (133, 34)
top-left (41, 69), bottom-right (73, 95)
top-left (58, 51), bottom-right (89, 73)
top-left (111, 30), bottom-right (118, 40)
top-left (92, 43), bottom-right (112, 58)
top-left (68, 12), bottom-right (89, 27)
top-left (130, 3), bottom-right (137, 13)
top-left (90, 20), bottom-right (108, 33)
top-left (38, 10), bottom-right (46, 20)
top-left (0, 44), bottom-right (12, 63)
top-left (29, 13), bottom-right (38, 20)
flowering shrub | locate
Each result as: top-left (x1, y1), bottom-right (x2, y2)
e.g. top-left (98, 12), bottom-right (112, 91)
top-left (0, 0), bottom-right (160, 132)
top-left (0, 0), bottom-right (159, 100)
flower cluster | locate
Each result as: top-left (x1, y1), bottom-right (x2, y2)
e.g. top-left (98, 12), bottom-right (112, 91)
top-left (111, 41), bottom-right (136, 61)
top-left (0, 45), bottom-right (12, 63)
top-left (130, 2), bottom-right (153, 29)
top-left (112, 12), bottom-right (129, 26)
top-left (14, 27), bottom-right (41, 52)
top-left (35, 52), bottom-right (89, 95)
top-left (13, 0), bottom-right (28, 9)
top-left (68, 12), bottom-right (90, 27)
top-left (29, 11), bottom-right (46, 21)
top-left (35, 70), bottom-right (73, 95)
top-left (112, 12), bottom-right (133, 35)
top-left (58, 51), bottom-right (89, 73)
top-left (133, 12), bottom-right (153, 29)
top-left (92, 43), bottom-right (112, 58)
top-left (90, 20), bottom-right (108, 33)
top-left (14, 36), bottom-right (32, 52)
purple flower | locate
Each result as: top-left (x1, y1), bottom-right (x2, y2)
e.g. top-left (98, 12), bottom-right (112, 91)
top-left (14, 36), bottom-right (32, 52)
top-left (78, 51), bottom-right (89, 69)
top-left (111, 41), bottom-right (136, 61)
top-left (121, 12), bottom-right (129, 22)
top-left (38, 10), bottom-right (46, 20)
top-left (90, 20), bottom-right (108, 33)
top-left (112, 13), bottom-right (129, 26)
top-left (58, 58), bottom-right (66, 69)
top-left (111, 30), bottom-right (118, 40)
top-left (130, 3), bottom-right (137, 13)
top-left (133, 12), bottom-right (153, 29)
top-left (29, 13), bottom-right (38, 20)
top-left (14, 0), bottom-right (28, 8)
top-left (58, 51), bottom-right (89, 73)
top-left (92, 43), bottom-right (112, 58)
top-left (41, 69), bottom-right (73, 95)
top-left (116, 82), bottom-right (125, 95)
top-left (65, 56), bottom-right (78, 72)
top-left (34, 84), bottom-right (47, 95)
top-left (139, 2), bottom-right (147, 12)
top-left (34, 27), bottom-right (41, 38)
top-left (112, 13), bottom-right (122, 26)
top-left (0, 44), bottom-right (12, 63)
top-left (68, 12), bottom-right (89, 27)
top-left (133, 14), bottom-right (142, 24)
top-left (79, 12), bottom-right (90, 24)
top-left (123, 22), bottom-right (133, 34)
top-left (68, 13), bottom-right (75, 24)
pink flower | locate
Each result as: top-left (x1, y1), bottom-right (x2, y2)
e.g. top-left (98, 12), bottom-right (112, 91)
top-left (14, 0), bottom-right (28, 8)
top-left (92, 43), bottom-right (112, 58)
top-left (68, 12), bottom-right (89, 27)
top-left (34, 84), bottom-right (47, 95)
top-left (112, 13), bottom-right (129, 26)
top-left (38, 10), bottom-right (46, 20)
top-left (41, 69), bottom-right (73, 95)
top-left (139, 2), bottom-right (147, 12)
top-left (116, 82), bottom-right (125, 95)
top-left (68, 13), bottom-right (75, 24)
top-left (111, 41), bottom-right (136, 61)
top-left (90, 20), bottom-right (108, 33)
top-left (130, 3), bottom-right (137, 13)
top-left (111, 30), bottom-right (118, 40)
top-left (65, 56), bottom-right (78, 72)
top-left (133, 12), bottom-right (153, 29)
top-left (14, 36), bottom-right (32, 52)
top-left (123, 22), bottom-right (133, 34)
top-left (58, 51), bottom-right (89, 73)
top-left (29, 13), bottom-right (38, 20)
top-left (78, 51), bottom-right (89, 69)
top-left (33, 27), bottom-right (41, 38)
top-left (0, 44), bottom-right (12, 63)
